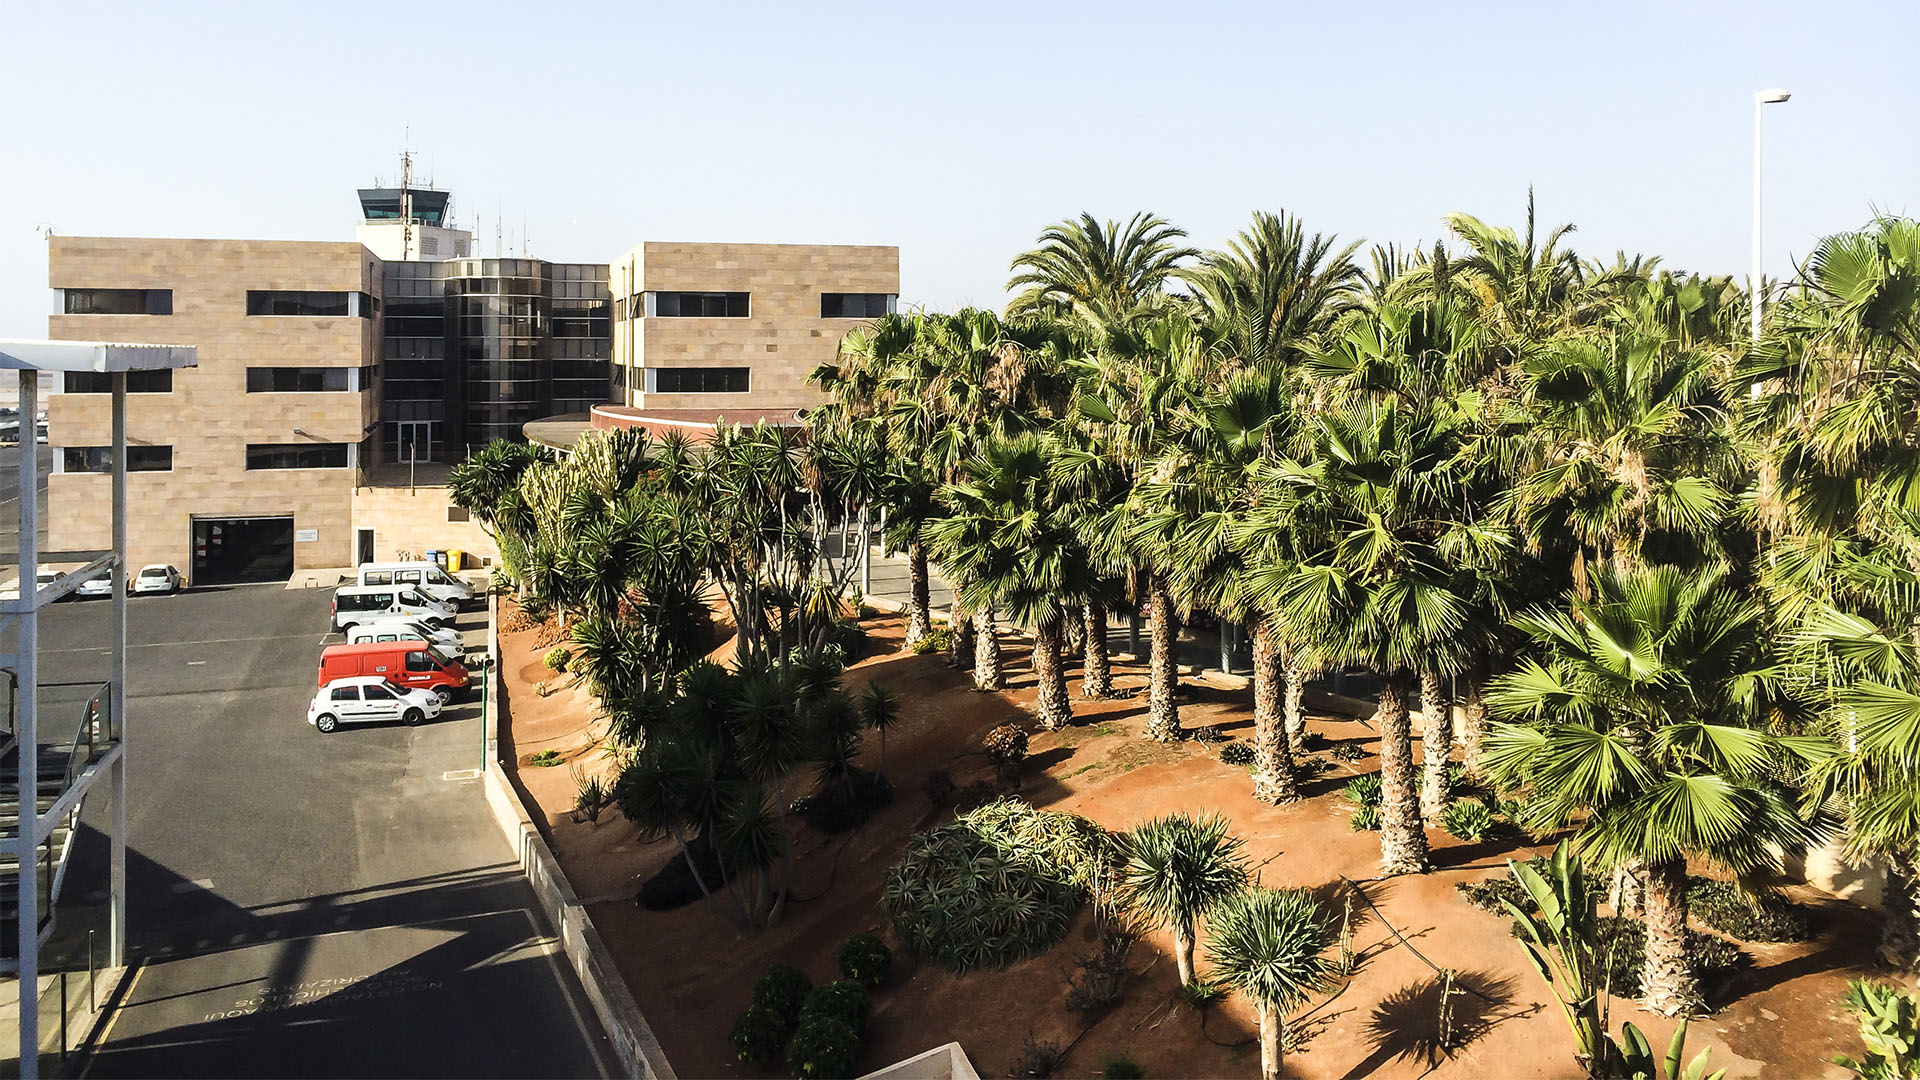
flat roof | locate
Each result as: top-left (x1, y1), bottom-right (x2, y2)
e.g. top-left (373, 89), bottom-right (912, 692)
top-left (0, 340), bottom-right (197, 373)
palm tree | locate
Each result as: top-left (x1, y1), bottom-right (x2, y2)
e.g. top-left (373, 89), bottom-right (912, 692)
top-left (1120, 812), bottom-right (1249, 986)
top-left (1007, 211), bottom-right (1198, 332)
top-left (1483, 566), bottom-right (1808, 1016)
top-left (859, 681), bottom-right (901, 777)
top-left (1182, 209), bottom-right (1362, 366)
top-left (1204, 887), bottom-right (1335, 1080)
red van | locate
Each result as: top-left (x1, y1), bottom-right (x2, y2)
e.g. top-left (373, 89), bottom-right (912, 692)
top-left (318, 641), bottom-right (470, 705)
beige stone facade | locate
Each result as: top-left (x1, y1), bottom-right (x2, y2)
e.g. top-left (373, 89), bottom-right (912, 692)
top-left (609, 242), bottom-right (899, 414)
top-left (46, 237), bottom-right (381, 578)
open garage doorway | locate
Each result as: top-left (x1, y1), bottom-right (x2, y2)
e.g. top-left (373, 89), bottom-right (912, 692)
top-left (191, 516), bottom-right (294, 586)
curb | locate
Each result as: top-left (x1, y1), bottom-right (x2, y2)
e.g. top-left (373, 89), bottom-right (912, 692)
top-left (484, 593), bottom-right (676, 1080)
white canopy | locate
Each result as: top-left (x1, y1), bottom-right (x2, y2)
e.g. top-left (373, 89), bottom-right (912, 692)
top-left (0, 339), bottom-right (197, 372)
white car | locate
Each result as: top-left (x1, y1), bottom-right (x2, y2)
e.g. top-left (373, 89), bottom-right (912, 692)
top-left (308, 676), bottom-right (443, 734)
top-left (75, 573), bottom-right (112, 599)
top-left (348, 617), bottom-right (463, 653)
top-left (133, 564), bottom-right (183, 594)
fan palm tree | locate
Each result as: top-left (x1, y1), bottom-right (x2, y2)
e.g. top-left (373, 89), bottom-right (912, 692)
top-left (1482, 566), bottom-right (1808, 1016)
top-left (1007, 211), bottom-right (1198, 332)
top-left (1204, 887), bottom-right (1335, 1080)
top-left (1120, 812), bottom-right (1250, 986)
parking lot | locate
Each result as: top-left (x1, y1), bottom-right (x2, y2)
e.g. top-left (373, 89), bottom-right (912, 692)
top-left (14, 583), bottom-right (613, 1077)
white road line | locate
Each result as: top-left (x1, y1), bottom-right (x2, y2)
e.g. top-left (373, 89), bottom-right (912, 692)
top-left (39, 633), bottom-right (334, 654)
top-left (186, 660), bottom-right (207, 666)
top-left (441, 769), bottom-right (481, 782)
top-left (169, 878), bottom-right (215, 894)
top-left (519, 908), bottom-right (614, 1080)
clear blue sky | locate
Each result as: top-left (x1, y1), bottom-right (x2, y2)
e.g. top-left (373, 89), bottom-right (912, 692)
top-left (3, 0), bottom-right (1914, 337)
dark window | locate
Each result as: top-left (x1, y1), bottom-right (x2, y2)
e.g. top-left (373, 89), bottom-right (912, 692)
top-left (246, 443), bottom-right (350, 470)
top-left (363, 571), bottom-right (393, 585)
top-left (362, 684), bottom-right (395, 701)
top-left (338, 591), bottom-right (395, 612)
top-left (651, 291), bottom-right (749, 318)
top-left (820, 293), bottom-right (896, 318)
top-left (246, 290), bottom-right (368, 317)
top-left (330, 685), bottom-right (359, 702)
top-left (246, 367), bottom-right (352, 392)
top-left (63, 369), bottom-right (172, 394)
top-left (405, 651), bottom-right (437, 673)
top-left (62, 289), bottom-right (171, 315)
top-left (654, 367), bottom-right (750, 394)
top-left (63, 445), bottom-right (172, 473)
top-left (447, 506), bottom-right (470, 523)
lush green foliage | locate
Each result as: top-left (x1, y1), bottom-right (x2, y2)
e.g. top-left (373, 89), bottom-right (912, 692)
top-left (750, 964), bottom-right (812, 1027)
top-left (542, 645), bottom-right (570, 672)
top-left (785, 1015), bottom-right (861, 1080)
top-left (836, 934), bottom-right (893, 989)
top-left (881, 799), bottom-right (1118, 973)
top-left (1687, 878), bottom-right (1812, 943)
top-left (1218, 740), bottom-right (1255, 766)
top-left (1835, 980), bottom-right (1920, 1080)
top-left (1118, 813), bottom-right (1248, 985)
top-left (1441, 800), bottom-right (1497, 841)
top-left (799, 981), bottom-right (871, 1036)
top-left (728, 1005), bottom-right (788, 1065)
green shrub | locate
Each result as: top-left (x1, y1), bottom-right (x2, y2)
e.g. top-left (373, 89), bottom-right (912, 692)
top-left (1331, 741), bottom-right (1365, 762)
top-left (1688, 877), bottom-right (1813, 943)
top-left (1599, 917), bottom-right (1743, 994)
top-left (828, 618), bottom-right (868, 658)
top-left (528, 749), bottom-right (563, 767)
top-left (799, 981), bottom-right (871, 1037)
top-left (1441, 800), bottom-right (1496, 841)
top-left (1836, 979), bottom-right (1920, 1080)
top-left (1343, 775), bottom-right (1383, 806)
top-left (1299, 731), bottom-right (1328, 751)
top-left (728, 1005), bottom-right (787, 1065)
top-left (1102, 1052), bottom-right (1145, 1079)
top-left (837, 934), bottom-right (893, 988)
top-left (1180, 977), bottom-right (1227, 1010)
top-left (1219, 741), bottom-right (1255, 766)
top-left (912, 626), bottom-right (954, 655)
top-left (786, 1015), bottom-right (861, 1080)
top-left (751, 964), bottom-right (812, 1027)
top-left (542, 645), bottom-right (571, 672)
top-left (882, 798), bottom-right (1119, 973)
top-left (1457, 874), bottom-right (1530, 915)
top-left (1294, 755), bottom-right (1334, 777)
top-left (1349, 805), bottom-right (1381, 832)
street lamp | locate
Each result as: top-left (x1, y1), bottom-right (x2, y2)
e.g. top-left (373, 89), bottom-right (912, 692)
top-left (1752, 87), bottom-right (1791, 342)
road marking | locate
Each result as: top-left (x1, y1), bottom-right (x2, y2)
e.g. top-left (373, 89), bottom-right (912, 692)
top-left (442, 768), bottom-right (480, 782)
top-left (169, 878), bottom-right (214, 894)
top-left (40, 633), bottom-right (336, 654)
top-left (77, 961), bottom-right (144, 1079)
top-left (519, 908), bottom-right (614, 1080)
top-left (186, 660), bottom-right (207, 666)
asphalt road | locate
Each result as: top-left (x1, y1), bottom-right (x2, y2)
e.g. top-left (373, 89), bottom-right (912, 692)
top-left (14, 585), bottom-right (613, 1078)
top-left (0, 444), bottom-right (52, 552)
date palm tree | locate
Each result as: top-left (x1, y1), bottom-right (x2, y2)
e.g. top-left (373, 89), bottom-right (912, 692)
top-left (1204, 887), bottom-right (1335, 1080)
top-left (1007, 211), bottom-right (1198, 332)
top-left (1482, 566), bottom-right (1808, 1016)
top-left (1120, 812), bottom-right (1249, 987)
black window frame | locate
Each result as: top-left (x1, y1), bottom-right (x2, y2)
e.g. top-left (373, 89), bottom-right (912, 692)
top-left (246, 367), bottom-right (353, 393)
top-left (63, 369), bottom-right (173, 394)
top-left (245, 290), bottom-right (371, 318)
top-left (653, 367), bottom-right (750, 394)
top-left (62, 289), bottom-right (172, 316)
top-left (245, 443), bottom-right (350, 470)
top-left (62, 445), bottom-right (173, 473)
top-left (651, 291), bottom-right (750, 318)
top-left (820, 293), bottom-right (896, 319)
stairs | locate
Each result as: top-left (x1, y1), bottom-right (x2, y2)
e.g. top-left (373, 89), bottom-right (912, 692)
top-left (0, 742), bottom-right (81, 960)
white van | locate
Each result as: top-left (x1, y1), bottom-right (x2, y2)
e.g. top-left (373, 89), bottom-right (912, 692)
top-left (354, 562), bottom-right (475, 608)
top-left (332, 584), bottom-right (457, 633)
top-left (348, 618), bottom-right (463, 653)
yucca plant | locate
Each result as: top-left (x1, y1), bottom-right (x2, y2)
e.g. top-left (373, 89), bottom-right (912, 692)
top-left (1119, 813), bottom-right (1249, 986)
top-left (1204, 887), bottom-right (1334, 1080)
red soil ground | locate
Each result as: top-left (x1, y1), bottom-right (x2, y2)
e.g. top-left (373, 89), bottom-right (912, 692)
top-left (498, 609), bottom-right (1875, 1079)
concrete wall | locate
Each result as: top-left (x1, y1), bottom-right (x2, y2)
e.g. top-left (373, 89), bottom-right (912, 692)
top-left (46, 237), bottom-right (380, 574)
top-left (609, 241), bottom-right (898, 412)
top-left (350, 484), bottom-right (500, 566)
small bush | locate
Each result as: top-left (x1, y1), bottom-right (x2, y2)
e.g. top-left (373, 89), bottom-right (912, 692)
top-left (1344, 775), bottom-right (1383, 807)
top-left (1180, 977), bottom-right (1227, 1010)
top-left (837, 934), bottom-right (893, 988)
top-left (923, 768), bottom-right (956, 807)
top-left (1349, 805), bottom-right (1381, 832)
top-left (571, 767), bottom-right (610, 824)
top-left (1299, 731), bottom-right (1328, 751)
top-left (542, 645), bottom-right (571, 672)
top-left (1688, 877), bottom-right (1813, 943)
top-left (1446, 763), bottom-right (1469, 790)
top-left (1496, 797), bottom-right (1526, 822)
top-left (786, 1015), bottom-right (861, 1080)
top-left (800, 980), bottom-right (871, 1036)
top-left (1441, 800), bottom-right (1496, 842)
top-left (1331, 741), bottom-right (1365, 762)
top-left (533, 680), bottom-right (554, 698)
top-left (985, 724), bottom-right (1030, 788)
top-left (1219, 741), bottom-right (1255, 766)
top-left (1102, 1053), bottom-right (1146, 1079)
top-left (1295, 755), bottom-right (1334, 777)
top-left (1009, 1034), bottom-right (1063, 1079)
top-left (728, 1005), bottom-right (787, 1065)
top-left (912, 626), bottom-right (954, 655)
top-left (1456, 875), bottom-right (1530, 915)
top-left (1066, 923), bottom-right (1135, 1013)
top-left (751, 964), bottom-right (812, 1027)
top-left (528, 749), bottom-right (563, 767)
top-left (1189, 724), bottom-right (1227, 744)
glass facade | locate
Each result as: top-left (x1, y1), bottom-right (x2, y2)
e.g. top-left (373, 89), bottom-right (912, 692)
top-left (377, 258), bottom-right (610, 460)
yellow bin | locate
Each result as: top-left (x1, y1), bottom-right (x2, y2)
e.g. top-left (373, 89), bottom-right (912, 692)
top-left (446, 548), bottom-right (466, 571)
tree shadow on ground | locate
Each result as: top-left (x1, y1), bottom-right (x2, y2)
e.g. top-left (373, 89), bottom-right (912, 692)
top-left (1342, 970), bottom-right (1526, 1079)
top-left (1713, 897), bottom-right (1878, 1006)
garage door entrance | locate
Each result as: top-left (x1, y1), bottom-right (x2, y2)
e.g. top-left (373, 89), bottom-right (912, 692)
top-left (191, 516), bottom-right (295, 586)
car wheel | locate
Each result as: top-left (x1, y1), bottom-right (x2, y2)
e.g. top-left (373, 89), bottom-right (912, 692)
top-left (316, 714), bottom-right (339, 734)
top-left (402, 708), bottom-right (424, 726)
top-left (433, 686), bottom-right (453, 706)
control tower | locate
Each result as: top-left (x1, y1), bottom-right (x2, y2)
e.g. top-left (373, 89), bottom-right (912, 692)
top-left (355, 153), bottom-right (472, 262)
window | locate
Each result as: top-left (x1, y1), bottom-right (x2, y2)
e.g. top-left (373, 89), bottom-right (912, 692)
top-left (820, 293), bottom-right (896, 319)
top-left (653, 367), bottom-right (750, 394)
top-left (649, 291), bottom-right (749, 318)
top-left (363, 571), bottom-right (393, 586)
top-left (363, 684), bottom-right (396, 701)
top-left (405, 651), bottom-right (437, 673)
top-left (330, 685), bottom-right (359, 702)
top-left (246, 443), bottom-right (350, 470)
top-left (63, 369), bottom-right (173, 394)
top-left (246, 290), bottom-right (374, 317)
top-left (338, 591), bottom-right (395, 613)
top-left (247, 367), bottom-right (352, 393)
top-left (447, 505), bottom-right (470, 523)
top-left (62, 289), bottom-right (171, 315)
top-left (63, 446), bottom-right (172, 473)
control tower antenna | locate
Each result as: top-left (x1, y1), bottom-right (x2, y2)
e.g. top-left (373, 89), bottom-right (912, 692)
top-left (399, 142), bottom-right (415, 262)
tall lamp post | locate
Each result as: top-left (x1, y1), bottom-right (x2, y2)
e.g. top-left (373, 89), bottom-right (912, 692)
top-left (1752, 87), bottom-right (1792, 342)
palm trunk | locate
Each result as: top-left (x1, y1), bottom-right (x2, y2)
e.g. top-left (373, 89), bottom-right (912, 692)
top-left (1257, 1002), bottom-right (1282, 1080)
top-left (1282, 645), bottom-right (1308, 749)
top-left (1419, 669), bottom-right (1452, 818)
top-left (1173, 922), bottom-right (1195, 986)
top-left (1460, 660), bottom-right (1490, 783)
top-left (1611, 860), bottom-right (1647, 919)
top-left (1880, 854), bottom-right (1920, 974)
top-left (905, 536), bottom-right (932, 647)
top-left (1032, 616), bottom-right (1071, 730)
top-left (949, 599), bottom-right (972, 667)
top-left (974, 606), bottom-right (1003, 690)
top-left (1082, 602), bottom-right (1112, 698)
top-left (1251, 620), bottom-right (1298, 804)
top-left (1376, 670), bottom-right (1430, 875)
top-left (1063, 604), bottom-right (1085, 654)
top-left (1641, 856), bottom-right (1702, 1016)
top-left (1146, 578), bottom-right (1180, 743)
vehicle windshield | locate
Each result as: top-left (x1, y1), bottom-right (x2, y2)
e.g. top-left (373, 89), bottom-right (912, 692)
top-left (426, 644), bottom-right (457, 668)
top-left (139, 568), bottom-right (166, 578)
top-left (382, 680), bottom-right (410, 696)
top-left (428, 568), bottom-right (460, 586)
